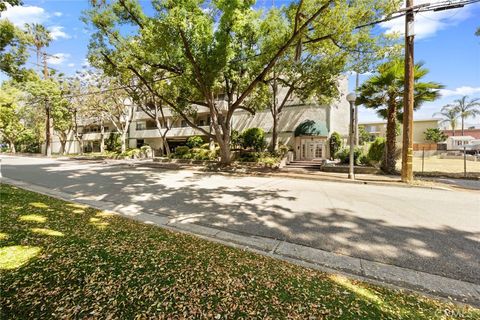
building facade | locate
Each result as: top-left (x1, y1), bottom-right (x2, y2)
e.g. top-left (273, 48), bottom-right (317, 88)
top-left (359, 118), bottom-right (441, 147)
top-left (50, 78), bottom-right (350, 160)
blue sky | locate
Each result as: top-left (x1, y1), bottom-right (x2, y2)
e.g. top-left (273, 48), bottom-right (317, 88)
top-left (1, 0), bottom-right (479, 125)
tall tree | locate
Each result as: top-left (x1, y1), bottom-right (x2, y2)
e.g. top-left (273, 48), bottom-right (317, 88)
top-left (0, 82), bottom-right (27, 153)
top-left (84, 0), bottom-right (400, 164)
top-left (25, 23), bottom-right (51, 67)
top-left (0, 19), bottom-right (30, 78)
top-left (448, 96), bottom-right (480, 136)
top-left (434, 104), bottom-right (458, 136)
top-left (357, 59), bottom-right (443, 173)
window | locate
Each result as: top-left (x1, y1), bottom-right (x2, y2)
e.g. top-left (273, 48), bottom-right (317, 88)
top-left (136, 139), bottom-right (144, 148)
top-left (181, 120), bottom-right (188, 127)
top-left (146, 120), bottom-right (157, 129)
top-left (136, 122), bottom-right (146, 131)
top-left (315, 144), bottom-right (322, 158)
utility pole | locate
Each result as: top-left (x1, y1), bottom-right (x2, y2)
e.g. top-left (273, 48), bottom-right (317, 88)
top-left (43, 52), bottom-right (52, 157)
top-left (401, 0), bottom-right (415, 183)
top-left (355, 72), bottom-right (360, 145)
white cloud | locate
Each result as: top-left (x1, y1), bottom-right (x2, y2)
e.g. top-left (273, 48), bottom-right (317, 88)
top-left (67, 63), bottom-right (75, 68)
top-left (47, 53), bottom-right (70, 65)
top-left (380, 1), bottom-right (474, 40)
top-left (439, 86), bottom-right (480, 97)
top-left (48, 25), bottom-right (70, 40)
top-left (53, 12), bottom-right (62, 17)
top-left (0, 4), bottom-right (47, 27)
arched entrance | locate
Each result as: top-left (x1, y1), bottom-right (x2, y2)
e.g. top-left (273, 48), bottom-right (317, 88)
top-left (294, 120), bottom-right (328, 161)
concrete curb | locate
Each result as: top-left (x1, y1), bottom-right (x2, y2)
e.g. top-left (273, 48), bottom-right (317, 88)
top-left (2, 176), bottom-right (479, 307)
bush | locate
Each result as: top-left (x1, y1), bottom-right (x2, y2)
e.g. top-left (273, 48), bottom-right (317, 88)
top-left (140, 145), bottom-right (152, 158)
top-left (230, 130), bottom-right (243, 149)
top-left (186, 136), bottom-right (204, 149)
top-left (118, 148), bottom-right (141, 159)
top-left (278, 144), bottom-right (290, 156)
top-left (200, 143), bottom-right (211, 150)
top-left (237, 151), bottom-right (261, 162)
top-left (175, 146), bottom-right (190, 157)
top-left (336, 147), bottom-right (363, 165)
top-left (367, 137), bottom-right (385, 163)
top-left (106, 132), bottom-right (121, 152)
top-left (241, 128), bottom-right (266, 151)
top-left (191, 148), bottom-right (216, 160)
top-left (329, 132), bottom-right (342, 160)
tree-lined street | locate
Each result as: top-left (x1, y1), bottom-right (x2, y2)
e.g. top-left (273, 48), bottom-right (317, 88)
top-left (2, 155), bottom-right (479, 286)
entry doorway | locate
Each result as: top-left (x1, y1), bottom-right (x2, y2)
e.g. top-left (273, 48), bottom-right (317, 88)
top-left (299, 138), bottom-right (325, 160)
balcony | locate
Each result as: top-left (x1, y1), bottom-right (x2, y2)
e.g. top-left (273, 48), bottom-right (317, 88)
top-left (129, 126), bottom-right (210, 139)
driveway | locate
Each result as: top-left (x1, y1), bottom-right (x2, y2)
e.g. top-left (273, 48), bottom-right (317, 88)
top-left (1, 155), bottom-right (479, 285)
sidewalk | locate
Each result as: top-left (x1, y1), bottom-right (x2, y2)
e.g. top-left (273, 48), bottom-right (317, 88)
top-left (133, 159), bottom-right (480, 191)
top-left (3, 176), bottom-right (479, 307)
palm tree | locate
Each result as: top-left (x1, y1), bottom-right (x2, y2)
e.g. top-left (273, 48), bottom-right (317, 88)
top-left (448, 96), bottom-right (480, 136)
top-left (434, 105), bottom-right (459, 136)
top-left (24, 23), bottom-right (51, 67)
top-left (357, 59), bottom-right (443, 174)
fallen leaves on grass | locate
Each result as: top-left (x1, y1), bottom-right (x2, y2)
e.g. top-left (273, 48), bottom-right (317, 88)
top-left (0, 184), bottom-right (478, 319)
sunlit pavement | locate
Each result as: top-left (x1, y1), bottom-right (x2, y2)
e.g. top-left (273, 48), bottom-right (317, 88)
top-left (1, 155), bottom-right (479, 287)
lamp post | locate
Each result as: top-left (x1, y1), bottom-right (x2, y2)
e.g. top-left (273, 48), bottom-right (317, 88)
top-left (346, 92), bottom-right (357, 180)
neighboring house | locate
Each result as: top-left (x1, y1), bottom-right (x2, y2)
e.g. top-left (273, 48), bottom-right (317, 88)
top-left (359, 119), bottom-right (441, 148)
top-left (443, 129), bottom-right (480, 139)
top-left (48, 78), bottom-right (350, 160)
top-left (445, 136), bottom-right (476, 151)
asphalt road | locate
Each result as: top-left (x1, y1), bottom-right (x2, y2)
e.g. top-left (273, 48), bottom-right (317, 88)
top-left (1, 155), bottom-right (479, 284)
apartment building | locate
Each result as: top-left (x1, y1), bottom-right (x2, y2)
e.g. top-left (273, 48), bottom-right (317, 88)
top-left (359, 118), bottom-right (441, 147)
top-left (128, 77), bottom-right (350, 160)
top-left (50, 78), bottom-right (350, 160)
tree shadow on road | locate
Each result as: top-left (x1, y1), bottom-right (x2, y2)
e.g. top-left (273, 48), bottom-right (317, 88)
top-left (5, 161), bottom-right (480, 285)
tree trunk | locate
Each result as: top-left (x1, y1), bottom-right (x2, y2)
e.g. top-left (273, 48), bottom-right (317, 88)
top-left (218, 139), bottom-right (231, 164)
top-left (10, 142), bottom-right (16, 154)
top-left (78, 138), bottom-right (84, 155)
top-left (60, 140), bottom-right (66, 155)
top-left (461, 117), bottom-right (465, 136)
top-left (121, 132), bottom-right (127, 153)
top-left (100, 120), bottom-right (105, 153)
top-left (384, 101), bottom-right (397, 174)
top-left (270, 110), bottom-right (279, 153)
top-left (45, 104), bottom-right (52, 157)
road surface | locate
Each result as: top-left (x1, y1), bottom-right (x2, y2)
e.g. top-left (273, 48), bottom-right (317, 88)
top-left (1, 155), bottom-right (479, 285)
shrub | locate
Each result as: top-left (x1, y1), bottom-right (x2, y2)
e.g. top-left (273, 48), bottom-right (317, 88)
top-left (200, 143), bottom-right (211, 150)
top-left (241, 127), bottom-right (266, 151)
top-left (118, 148), bottom-right (141, 159)
top-left (230, 130), bottom-right (243, 149)
top-left (175, 146), bottom-right (190, 157)
top-left (367, 137), bottom-right (385, 163)
top-left (237, 151), bottom-right (261, 162)
top-left (329, 132), bottom-right (342, 160)
top-left (140, 145), bottom-right (152, 158)
top-left (424, 128), bottom-right (447, 143)
top-left (278, 144), bottom-right (290, 156)
top-left (186, 136), bottom-right (204, 149)
top-left (105, 132), bottom-right (121, 152)
top-left (336, 147), bottom-right (363, 165)
top-left (191, 148), bottom-right (216, 160)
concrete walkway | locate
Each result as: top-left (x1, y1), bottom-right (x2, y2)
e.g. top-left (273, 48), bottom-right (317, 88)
top-left (1, 155), bottom-right (479, 306)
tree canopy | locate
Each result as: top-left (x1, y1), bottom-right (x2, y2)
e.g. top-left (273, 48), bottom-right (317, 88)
top-left (83, 0), bottom-right (401, 163)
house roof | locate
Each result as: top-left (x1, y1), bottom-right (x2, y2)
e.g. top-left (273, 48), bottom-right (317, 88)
top-left (294, 120), bottom-right (328, 137)
top-left (443, 129), bottom-right (480, 139)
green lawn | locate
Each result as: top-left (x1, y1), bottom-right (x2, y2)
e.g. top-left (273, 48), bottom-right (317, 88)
top-left (0, 184), bottom-right (478, 319)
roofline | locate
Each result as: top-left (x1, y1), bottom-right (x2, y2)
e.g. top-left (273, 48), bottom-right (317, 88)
top-left (359, 118), bottom-right (441, 125)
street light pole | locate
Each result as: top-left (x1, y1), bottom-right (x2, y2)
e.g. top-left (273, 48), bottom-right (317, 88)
top-left (346, 92), bottom-right (357, 180)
